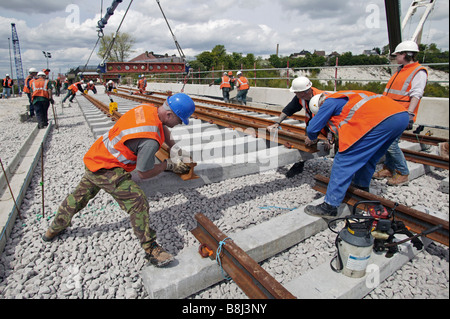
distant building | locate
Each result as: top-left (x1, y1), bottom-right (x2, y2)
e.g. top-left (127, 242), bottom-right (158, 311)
top-left (328, 51), bottom-right (340, 59)
top-left (290, 50), bottom-right (311, 58)
top-left (313, 50), bottom-right (326, 57)
top-left (128, 51), bottom-right (183, 63)
top-left (362, 49), bottom-right (379, 56)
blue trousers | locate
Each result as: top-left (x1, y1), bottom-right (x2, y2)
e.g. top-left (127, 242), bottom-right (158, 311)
top-left (325, 112), bottom-right (409, 207)
top-left (384, 135), bottom-right (409, 175)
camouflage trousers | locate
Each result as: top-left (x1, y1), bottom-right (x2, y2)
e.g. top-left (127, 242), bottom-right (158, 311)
top-left (49, 167), bottom-right (156, 250)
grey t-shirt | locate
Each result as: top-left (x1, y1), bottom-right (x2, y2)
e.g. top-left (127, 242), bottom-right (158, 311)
top-left (124, 138), bottom-right (160, 172)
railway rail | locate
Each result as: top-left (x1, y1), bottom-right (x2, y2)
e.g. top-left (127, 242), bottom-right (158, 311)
top-left (112, 88), bottom-right (449, 169)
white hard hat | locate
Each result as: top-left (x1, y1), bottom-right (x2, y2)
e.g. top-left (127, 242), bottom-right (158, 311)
top-left (309, 93), bottom-right (325, 114)
top-left (37, 71), bottom-right (46, 76)
top-left (393, 40), bottom-right (419, 55)
top-left (290, 76), bottom-right (312, 93)
top-left (6, 74), bottom-right (9, 77)
top-left (29, 68), bottom-right (38, 73)
top-left (89, 81), bottom-right (94, 85)
top-left (237, 71), bottom-right (242, 76)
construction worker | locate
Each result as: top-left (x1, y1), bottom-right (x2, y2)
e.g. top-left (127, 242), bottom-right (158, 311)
top-left (106, 80), bottom-right (116, 92)
top-left (42, 93), bottom-right (196, 267)
top-left (31, 71), bottom-right (54, 129)
top-left (62, 80), bottom-right (84, 104)
top-left (138, 75), bottom-right (147, 94)
top-left (23, 68), bottom-right (38, 118)
top-left (210, 72), bottom-right (232, 103)
top-left (55, 77), bottom-right (62, 97)
top-left (373, 40), bottom-right (428, 186)
top-left (85, 80), bottom-right (97, 94)
top-left (235, 71), bottom-right (250, 105)
top-left (303, 91), bottom-right (409, 218)
top-left (268, 76), bottom-right (327, 178)
top-left (2, 74), bottom-right (14, 99)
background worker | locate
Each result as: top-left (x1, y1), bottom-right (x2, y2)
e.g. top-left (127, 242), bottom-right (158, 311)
top-left (106, 80), bottom-right (116, 92)
top-left (2, 74), bottom-right (14, 99)
top-left (62, 80), bottom-right (84, 104)
top-left (85, 80), bottom-right (97, 94)
top-left (210, 71), bottom-right (232, 103)
top-left (42, 93), bottom-right (196, 268)
top-left (31, 71), bottom-right (54, 129)
top-left (55, 77), bottom-right (62, 97)
top-left (268, 76), bottom-right (326, 178)
top-left (23, 68), bottom-right (38, 118)
top-left (373, 40), bottom-right (428, 186)
top-left (138, 75), bottom-right (147, 94)
top-left (303, 91), bottom-right (409, 219)
top-left (235, 71), bottom-right (250, 105)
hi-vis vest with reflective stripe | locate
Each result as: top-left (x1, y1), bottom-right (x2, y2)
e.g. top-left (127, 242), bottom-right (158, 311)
top-left (84, 104), bottom-right (165, 172)
top-left (237, 77), bottom-right (249, 90)
top-left (325, 91), bottom-right (406, 152)
top-left (383, 62), bottom-right (427, 118)
top-left (23, 76), bottom-right (34, 94)
top-left (220, 76), bottom-right (231, 89)
top-left (31, 78), bottom-right (50, 100)
top-left (68, 82), bottom-right (81, 93)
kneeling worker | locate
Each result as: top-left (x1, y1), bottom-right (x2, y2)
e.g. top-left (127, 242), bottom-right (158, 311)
top-left (304, 91), bottom-right (409, 218)
top-left (43, 93), bottom-right (196, 267)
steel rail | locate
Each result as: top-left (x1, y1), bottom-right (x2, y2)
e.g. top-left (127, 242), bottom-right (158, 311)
top-left (191, 213), bottom-right (297, 299)
top-left (110, 91), bottom-right (321, 152)
top-left (402, 148), bottom-right (449, 170)
top-left (81, 94), bottom-right (199, 181)
top-left (312, 174), bottom-right (449, 247)
top-left (118, 87), bottom-right (449, 147)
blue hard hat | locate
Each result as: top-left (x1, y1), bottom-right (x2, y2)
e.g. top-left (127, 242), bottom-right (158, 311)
top-left (167, 93), bottom-right (195, 125)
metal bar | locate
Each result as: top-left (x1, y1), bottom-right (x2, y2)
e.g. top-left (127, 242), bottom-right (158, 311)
top-left (313, 174), bottom-right (449, 246)
top-left (191, 213), bottom-right (297, 299)
top-left (401, 148), bottom-right (449, 170)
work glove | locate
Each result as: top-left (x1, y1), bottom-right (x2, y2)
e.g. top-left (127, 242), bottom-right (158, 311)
top-left (50, 99), bottom-right (55, 105)
top-left (165, 158), bottom-right (191, 174)
top-left (406, 112), bottom-right (415, 130)
top-left (170, 146), bottom-right (193, 164)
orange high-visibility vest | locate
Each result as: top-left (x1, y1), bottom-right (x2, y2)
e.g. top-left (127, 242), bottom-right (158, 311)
top-left (383, 61), bottom-right (428, 120)
top-left (23, 76), bottom-right (34, 94)
top-left (84, 104), bottom-right (165, 172)
top-left (31, 78), bottom-right (50, 101)
top-left (325, 91), bottom-right (406, 152)
top-left (2, 78), bottom-right (12, 87)
top-left (220, 76), bottom-right (231, 89)
top-left (237, 77), bottom-right (249, 90)
top-left (68, 82), bottom-right (81, 93)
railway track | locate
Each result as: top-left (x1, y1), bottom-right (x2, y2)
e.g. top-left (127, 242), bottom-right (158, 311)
top-left (113, 88), bottom-right (449, 170)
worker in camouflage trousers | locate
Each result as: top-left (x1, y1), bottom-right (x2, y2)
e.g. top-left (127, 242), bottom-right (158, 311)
top-left (43, 94), bottom-right (196, 268)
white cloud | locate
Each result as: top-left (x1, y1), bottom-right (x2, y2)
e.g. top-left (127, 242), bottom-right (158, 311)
top-left (0, 0), bottom-right (448, 77)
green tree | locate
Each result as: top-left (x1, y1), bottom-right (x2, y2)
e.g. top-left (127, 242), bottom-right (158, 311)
top-left (98, 32), bottom-right (135, 62)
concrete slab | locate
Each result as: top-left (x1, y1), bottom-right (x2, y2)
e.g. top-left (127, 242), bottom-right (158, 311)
top-left (140, 198), bottom-right (352, 299)
top-left (284, 237), bottom-right (421, 299)
top-left (0, 123), bottom-right (52, 255)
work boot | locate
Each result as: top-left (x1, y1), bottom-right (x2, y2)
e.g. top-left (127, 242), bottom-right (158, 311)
top-left (286, 161), bottom-right (305, 178)
top-left (387, 172), bottom-right (409, 186)
top-left (304, 202), bottom-right (338, 219)
top-left (42, 228), bottom-right (64, 242)
top-left (145, 241), bottom-right (175, 267)
top-left (373, 166), bottom-right (393, 179)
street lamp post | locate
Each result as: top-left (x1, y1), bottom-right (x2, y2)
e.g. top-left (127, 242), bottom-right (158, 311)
top-left (42, 51), bottom-right (51, 69)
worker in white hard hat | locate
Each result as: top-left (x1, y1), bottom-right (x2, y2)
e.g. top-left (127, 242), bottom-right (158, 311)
top-left (267, 76), bottom-right (328, 178)
top-left (373, 40), bottom-right (428, 186)
top-left (209, 72), bottom-right (234, 103)
top-left (23, 68), bottom-right (39, 118)
top-left (106, 80), bottom-right (116, 92)
top-left (2, 74), bottom-right (14, 99)
top-left (235, 71), bottom-right (250, 105)
top-left (85, 80), bottom-right (97, 94)
top-left (31, 71), bottom-right (54, 129)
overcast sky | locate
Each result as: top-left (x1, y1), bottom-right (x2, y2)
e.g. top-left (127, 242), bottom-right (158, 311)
top-left (0, 0), bottom-right (448, 78)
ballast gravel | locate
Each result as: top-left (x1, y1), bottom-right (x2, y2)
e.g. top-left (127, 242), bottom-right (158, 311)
top-left (0, 95), bottom-right (448, 299)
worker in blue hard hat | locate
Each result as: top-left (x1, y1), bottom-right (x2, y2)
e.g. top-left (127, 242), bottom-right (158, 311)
top-left (43, 92), bottom-right (196, 268)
